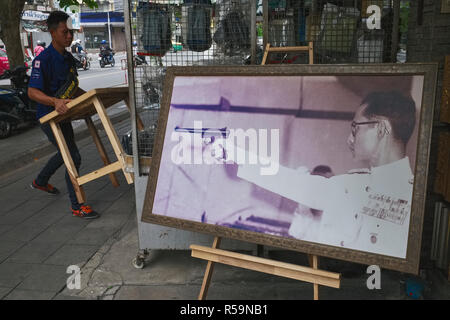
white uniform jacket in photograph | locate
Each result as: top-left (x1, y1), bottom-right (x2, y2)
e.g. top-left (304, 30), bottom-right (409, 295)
top-left (237, 157), bottom-right (414, 258)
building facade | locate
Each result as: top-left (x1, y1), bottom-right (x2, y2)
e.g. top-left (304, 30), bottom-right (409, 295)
top-left (81, 0), bottom-right (126, 52)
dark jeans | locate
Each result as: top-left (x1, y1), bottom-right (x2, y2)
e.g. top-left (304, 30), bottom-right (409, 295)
top-left (35, 122), bottom-right (82, 210)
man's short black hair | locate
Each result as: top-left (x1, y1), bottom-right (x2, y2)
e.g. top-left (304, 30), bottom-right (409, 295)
top-left (361, 91), bottom-right (416, 144)
top-left (47, 11), bottom-right (69, 31)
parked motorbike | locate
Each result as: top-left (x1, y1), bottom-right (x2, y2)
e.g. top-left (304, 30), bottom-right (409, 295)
top-left (74, 50), bottom-right (90, 70)
top-left (0, 66), bottom-right (37, 138)
top-left (98, 51), bottom-right (115, 68)
top-left (134, 54), bottom-right (147, 66)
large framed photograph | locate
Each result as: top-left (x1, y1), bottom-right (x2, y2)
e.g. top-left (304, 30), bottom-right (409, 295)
top-left (142, 64), bottom-right (437, 274)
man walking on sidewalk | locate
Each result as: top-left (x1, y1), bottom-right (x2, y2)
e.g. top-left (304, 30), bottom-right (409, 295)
top-left (27, 11), bottom-right (99, 219)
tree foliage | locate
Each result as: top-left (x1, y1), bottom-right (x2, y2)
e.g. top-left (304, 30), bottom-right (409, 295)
top-left (57, 0), bottom-right (98, 11)
top-left (0, 0), bottom-right (97, 69)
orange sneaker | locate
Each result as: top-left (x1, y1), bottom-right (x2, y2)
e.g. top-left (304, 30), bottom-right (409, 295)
top-left (30, 180), bottom-right (60, 195)
top-left (71, 205), bottom-right (100, 219)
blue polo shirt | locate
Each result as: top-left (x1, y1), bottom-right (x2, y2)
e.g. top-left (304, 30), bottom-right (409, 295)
top-left (28, 43), bottom-right (78, 119)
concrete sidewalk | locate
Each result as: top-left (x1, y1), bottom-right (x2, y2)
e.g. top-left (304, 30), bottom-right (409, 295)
top-left (0, 105), bottom-right (449, 300)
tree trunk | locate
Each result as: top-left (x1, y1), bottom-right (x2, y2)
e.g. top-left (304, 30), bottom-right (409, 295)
top-left (0, 0), bottom-right (27, 69)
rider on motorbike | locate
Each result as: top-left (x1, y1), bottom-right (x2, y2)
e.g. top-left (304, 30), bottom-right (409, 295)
top-left (71, 39), bottom-right (87, 69)
top-left (34, 40), bottom-right (46, 57)
top-left (99, 40), bottom-right (113, 63)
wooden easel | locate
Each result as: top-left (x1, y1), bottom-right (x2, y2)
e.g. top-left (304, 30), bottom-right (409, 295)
top-left (261, 42), bottom-right (314, 65)
top-left (191, 237), bottom-right (340, 300)
top-left (39, 88), bottom-right (143, 204)
top-left (191, 42), bottom-right (341, 300)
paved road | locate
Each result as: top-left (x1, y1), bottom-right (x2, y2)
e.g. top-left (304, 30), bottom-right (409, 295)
top-left (0, 52), bottom-right (128, 90)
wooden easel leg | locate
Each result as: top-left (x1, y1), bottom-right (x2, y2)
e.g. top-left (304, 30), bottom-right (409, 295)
top-left (84, 116), bottom-right (120, 187)
top-left (49, 121), bottom-right (86, 204)
top-left (312, 255), bottom-right (319, 300)
top-left (261, 43), bottom-right (271, 65)
top-left (309, 41), bottom-right (314, 65)
top-left (92, 96), bottom-right (134, 184)
top-left (198, 237), bottom-right (221, 300)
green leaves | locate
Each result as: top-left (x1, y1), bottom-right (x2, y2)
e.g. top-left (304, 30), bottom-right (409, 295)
top-left (56, 0), bottom-right (98, 10)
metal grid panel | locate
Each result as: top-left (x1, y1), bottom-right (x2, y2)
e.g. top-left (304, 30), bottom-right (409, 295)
top-left (264, 0), bottom-right (396, 64)
top-left (125, 0), bottom-right (253, 159)
top-left (125, 0), bottom-right (399, 169)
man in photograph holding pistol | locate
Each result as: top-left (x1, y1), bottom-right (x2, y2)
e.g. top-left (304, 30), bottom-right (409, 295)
top-left (207, 91), bottom-right (417, 258)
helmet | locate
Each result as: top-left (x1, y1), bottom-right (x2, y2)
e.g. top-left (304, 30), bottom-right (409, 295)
top-left (36, 40), bottom-right (43, 46)
top-left (41, 42), bottom-right (46, 47)
top-left (101, 40), bottom-right (106, 44)
top-left (76, 39), bottom-right (82, 44)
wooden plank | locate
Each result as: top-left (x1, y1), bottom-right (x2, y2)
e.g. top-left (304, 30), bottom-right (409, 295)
top-left (261, 43), bottom-right (271, 65)
top-left (85, 117), bottom-right (120, 187)
top-left (198, 237), bottom-right (221, 300)
top-left (262, 43), bottom-right (314, 66)
top-left (39, 87), bottom-right (129, 124)
top-left (191, 245), bottom-right (340, 289)
top-left (312, 255), bottom-right (319, 300)
top-left (92, 96), bottom-right (134, 184)
top-left (49, 120), bottom-right (86, 203)
top-left (77, 161), bottom-right (123, 186)
top-left (267, 45), bottom-right (311, 52)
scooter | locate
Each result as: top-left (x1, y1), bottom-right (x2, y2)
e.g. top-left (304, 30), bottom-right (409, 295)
top-left (74, 50), bottom-right (90, 70)
top-left (98, 51), bottom-right (115, 68)
top-left (0, 66), bottom-right (37, 138)
top-left (134, 54), bottom-right (147, 66)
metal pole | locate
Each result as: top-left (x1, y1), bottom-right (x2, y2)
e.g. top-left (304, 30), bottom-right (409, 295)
top-left (107, 11), bottom-right (112, 46)
top-left (250, 0), bottom-right (257, 65)
top-left (263, 0), bottom-right (268, 50)
top-left (123, 0), bottom-right (140, 177)
top-left (391, 0), bottom-right (400, 62)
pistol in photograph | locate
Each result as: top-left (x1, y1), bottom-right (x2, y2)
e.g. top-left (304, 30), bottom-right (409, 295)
top-left (174, 126), bottom-right (230, 140)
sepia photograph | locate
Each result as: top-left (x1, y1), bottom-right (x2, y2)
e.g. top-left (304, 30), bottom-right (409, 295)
top-left (142, 65), bottom-right (437, 274)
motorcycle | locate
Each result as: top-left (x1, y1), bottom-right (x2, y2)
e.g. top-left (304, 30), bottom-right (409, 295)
top-left (134, 54), bottom-right (147, 66)
top-left (0, 66), bottom-right (37, 138)
top-left (98, 51), bottom-right (115, 68)
top-left (74, 50), bottom-right (90, 70)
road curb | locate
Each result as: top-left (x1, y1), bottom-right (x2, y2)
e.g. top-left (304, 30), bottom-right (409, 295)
top-left (0, 110), bottom-right (131, 177)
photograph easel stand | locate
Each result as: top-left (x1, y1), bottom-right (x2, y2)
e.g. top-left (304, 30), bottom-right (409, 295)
top-left (191, 237), bottom-right (340, 300)
top-left (190, 42), bottom-right (340, 300)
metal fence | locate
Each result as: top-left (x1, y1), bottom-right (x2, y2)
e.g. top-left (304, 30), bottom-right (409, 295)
top-left (124, 0), bottom-right (399, 170)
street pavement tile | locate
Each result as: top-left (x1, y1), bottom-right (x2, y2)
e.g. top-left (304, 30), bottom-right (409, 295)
top-left (71, 227), bottom-right (117, 245)
top-left (0, 224), bottom-right (14, 236)
top-left (0, 199), bottom-right (53, 225)
top-left (0, 287), bottom-right (13, 299)
top-left (4, 289), bottom-right (56, 300)
top-left (31, 218), bottom-right (88, 243)
top-left (0, 240), bottom-right (26, 263)
top-left (0, 199), bottom-right (27, 217)
top-left (7, 241), bottom-right (64, 264)
top-left (0, 263), bottom-right (37, 288)
top-left (16, 264), bottom-right (69, 292)
top-left (0, 221), bottom-right (53, 243)
top-left (45, 244), bottom-right (99, 266)
top-left (52, 294), bottom-right (87, 300)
